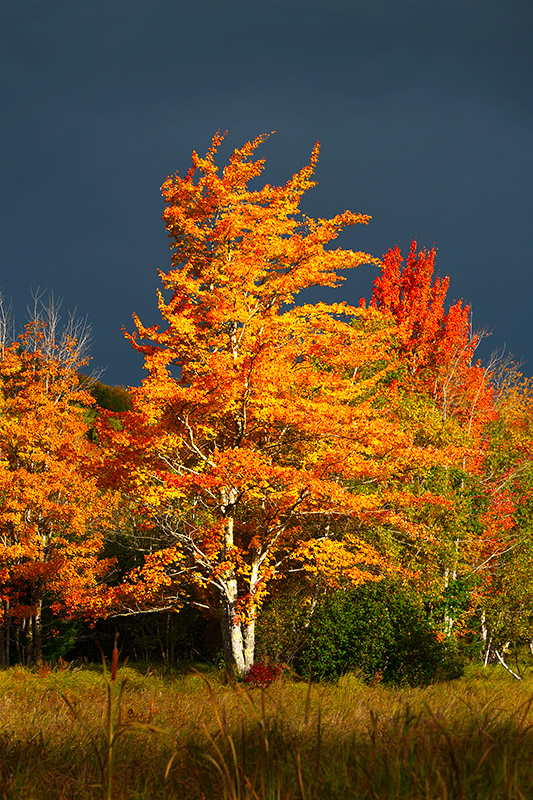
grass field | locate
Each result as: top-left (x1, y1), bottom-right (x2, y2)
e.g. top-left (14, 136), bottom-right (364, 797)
top-left (0, 661), bottom-right (532, 799)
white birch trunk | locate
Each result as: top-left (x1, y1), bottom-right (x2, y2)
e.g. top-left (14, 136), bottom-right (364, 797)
top-left (219, 487), bottom-right (256, 676)
top-left (220, 592), bottom-right (256, 676)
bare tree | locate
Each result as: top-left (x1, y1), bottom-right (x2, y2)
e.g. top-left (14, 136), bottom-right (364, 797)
top-left (26, 289), bottom-right (94, 371)
top-left (0, 292), bottom-right (15, 359)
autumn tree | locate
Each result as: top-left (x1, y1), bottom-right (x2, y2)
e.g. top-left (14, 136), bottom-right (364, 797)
top-left (0, 304), bottom-right (115, 665)
top-left (471, 372), bottom-right (533, 667)
top-left (366, 242), bottom-right (504, 639)
top-left (369, 240), bottom-right (495, 427)
top-left (97, 134), bottom-right (452, 676)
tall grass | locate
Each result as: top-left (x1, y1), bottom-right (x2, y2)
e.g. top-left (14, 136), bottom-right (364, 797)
top-left (0, 662), bottom-right (532, 798)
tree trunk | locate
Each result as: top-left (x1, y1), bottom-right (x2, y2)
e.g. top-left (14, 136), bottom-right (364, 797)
top-left (243, 616), bottom-right (255, 672)
top-left (480, 609), bottom-right (493, 666)
top-left (218, 492), bottom-right (256, 677)
top-left (14, 620), bottom-right (22, 665)
top-left (221, 595), bottom-right (245, 677)
top-left (0, 599), bottom-right (10, 666)
top-left (5, 602), bottom-right (10, 667)
top-left (220, 593), bottom-right (255, 677)
top-left (0, 624), bottom-right (5, 666)
top-left (443, 562), bottom-right (458, 638)
top-left (26, 603), bottom-right (42, 666)
top-left (32, 611), bottom-right (42, 666)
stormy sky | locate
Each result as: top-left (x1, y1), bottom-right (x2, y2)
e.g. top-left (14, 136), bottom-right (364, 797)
top-left (1, 0), bottom-right (532, 386)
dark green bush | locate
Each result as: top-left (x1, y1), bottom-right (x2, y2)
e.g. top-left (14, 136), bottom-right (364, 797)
top-left (297, 581), bottom-right (463, 686)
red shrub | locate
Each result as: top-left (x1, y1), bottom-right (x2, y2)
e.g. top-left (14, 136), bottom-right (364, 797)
top-left (243, 662), bottom-right (282, 688)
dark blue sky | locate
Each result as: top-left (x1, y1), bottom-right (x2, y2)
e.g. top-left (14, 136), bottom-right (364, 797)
top-left (2, 0), bottom-right (532, 386)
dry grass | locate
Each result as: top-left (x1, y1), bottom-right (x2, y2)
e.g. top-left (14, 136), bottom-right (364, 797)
top-left (0, 663), bottom-right (532, 798)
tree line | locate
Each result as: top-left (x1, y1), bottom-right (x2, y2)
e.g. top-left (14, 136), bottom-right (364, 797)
top-left (1, 134), bottom-right (532, 680)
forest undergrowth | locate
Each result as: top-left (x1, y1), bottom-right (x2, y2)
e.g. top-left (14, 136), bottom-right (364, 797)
top-left (0, 662), bottom-right (532, 799)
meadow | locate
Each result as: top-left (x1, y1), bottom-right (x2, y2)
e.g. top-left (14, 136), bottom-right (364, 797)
top-left (0, 662), bottom-right (532, 799)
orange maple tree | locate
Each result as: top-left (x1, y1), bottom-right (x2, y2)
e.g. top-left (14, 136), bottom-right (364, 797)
top-left (97, 134), bottom-right (453, 675)
top-left (369, 241), bottom-right (495, 434)
top-left (0, 320), bottom-right (115, 665)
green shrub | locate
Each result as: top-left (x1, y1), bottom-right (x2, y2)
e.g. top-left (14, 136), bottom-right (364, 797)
top-left (297, 581), bottom-right (463, 685)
